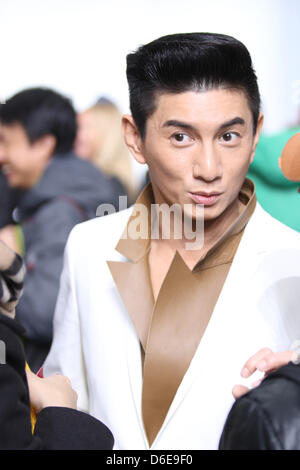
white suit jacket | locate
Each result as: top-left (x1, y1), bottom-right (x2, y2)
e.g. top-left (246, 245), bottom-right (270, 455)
top-left (44, 203), bottom-right (300, 450)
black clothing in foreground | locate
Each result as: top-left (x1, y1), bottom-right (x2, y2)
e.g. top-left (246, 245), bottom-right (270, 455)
top-left (0, 312), bottom-right (114, 450)
top-left (219, 363), bottom-right (300, 450)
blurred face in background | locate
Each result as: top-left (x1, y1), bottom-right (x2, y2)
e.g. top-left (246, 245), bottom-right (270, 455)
top-left (75, 104), bottom-right (136, 201)
top-left (75, 106), bottom-right (124, 165)
top-left (0, 123), bottom-right (54, 189)
top-left (75, 111), bottom-right (102, 160)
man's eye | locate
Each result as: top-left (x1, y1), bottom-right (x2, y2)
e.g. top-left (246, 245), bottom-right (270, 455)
top-left (172, 133), bottom-right (191, 144)
top-left (220, 132), bottom-right (239, 143)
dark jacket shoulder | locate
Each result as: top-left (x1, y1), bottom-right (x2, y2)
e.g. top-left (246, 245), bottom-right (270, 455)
top-left (219, 363), bottom-right (300, 450)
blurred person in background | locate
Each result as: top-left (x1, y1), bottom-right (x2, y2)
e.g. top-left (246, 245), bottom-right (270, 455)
top-left (75, 97), bottom-right (139, 204)
top-left (0, 87), bottom-right (123, 372)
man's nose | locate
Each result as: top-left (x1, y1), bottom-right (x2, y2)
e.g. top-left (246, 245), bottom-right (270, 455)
top-left (192, 143), bottom-right (222, 182)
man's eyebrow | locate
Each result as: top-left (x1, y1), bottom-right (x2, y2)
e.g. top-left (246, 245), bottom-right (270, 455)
top-left (162, 120), bottom-right (197, 131)
top-left (218, 117), bottom-right (245, 130)
top-left (162, 117), bottom-right (246, 132)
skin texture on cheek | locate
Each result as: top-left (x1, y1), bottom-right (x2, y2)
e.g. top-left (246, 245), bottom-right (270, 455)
top-left (145, 142), bottom-right (185, 208)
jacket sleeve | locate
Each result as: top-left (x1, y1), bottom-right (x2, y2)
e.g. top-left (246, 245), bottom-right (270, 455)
top-left (16, 198), bottom-right (86, 344)
top-left (34, 407), bottom-right (114, 450)
top-left (43, 225), bottom-right (90, 413)
top-left (218, 394), bottom-right (283, 450)
top-left (0, 313), bottom-right (43, 449)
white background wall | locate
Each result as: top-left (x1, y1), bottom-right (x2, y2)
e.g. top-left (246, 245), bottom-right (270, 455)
top-left (0, 0), bottom-right (299, 134)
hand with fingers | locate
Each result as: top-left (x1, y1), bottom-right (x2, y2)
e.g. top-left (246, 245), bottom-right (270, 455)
top-left (26, 369), bottom-right (78, 414)
top-left (233, 347), bottom-right (299, 399)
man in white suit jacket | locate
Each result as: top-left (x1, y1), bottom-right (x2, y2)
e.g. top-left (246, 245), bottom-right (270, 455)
top-left (44, 33), bottom-right (300, 450)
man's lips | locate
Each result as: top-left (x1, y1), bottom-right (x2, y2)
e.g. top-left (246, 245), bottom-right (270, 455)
top-left (188, 191), bottom-right (222, 206)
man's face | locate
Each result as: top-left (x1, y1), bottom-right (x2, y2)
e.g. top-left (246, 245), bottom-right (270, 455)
top-left (0, 123), bottom-right (48, 189)
top-left (138, 89), bottom-right (262, 221)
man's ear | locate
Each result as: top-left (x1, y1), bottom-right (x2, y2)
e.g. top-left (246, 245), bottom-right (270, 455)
top-left (250, 113), bottom-right (264, 164)
top-left (34, 134), bottom-right (56, 161)
top-left (122, 114), bottom-right (146, 164)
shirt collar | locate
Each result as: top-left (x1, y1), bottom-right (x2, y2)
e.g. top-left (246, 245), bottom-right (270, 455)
top-left (115, 178), bottom-right (256, 267)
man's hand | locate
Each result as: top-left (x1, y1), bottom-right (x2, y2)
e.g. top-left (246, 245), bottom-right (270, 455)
top-left (232, 348), bottom-right (298, 399)
top-left (26, 370), bottom-right (78, 413)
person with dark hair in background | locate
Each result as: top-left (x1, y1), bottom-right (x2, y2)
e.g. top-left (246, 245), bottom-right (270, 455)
top-left (44, 34), bottom-right (300, 450)
top-left (0, 239), bottom-right (114, 450)
top-left (0, 87), bottom-right (124, 372)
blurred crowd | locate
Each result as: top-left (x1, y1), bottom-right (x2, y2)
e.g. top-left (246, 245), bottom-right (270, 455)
top-left (0, 87), bottom-right (143, 372)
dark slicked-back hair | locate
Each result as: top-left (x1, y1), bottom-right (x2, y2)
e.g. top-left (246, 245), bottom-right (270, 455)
top-left (0, 87), bottom-right (77, 154)
top-left (126, 32), bottom-right (261, 139)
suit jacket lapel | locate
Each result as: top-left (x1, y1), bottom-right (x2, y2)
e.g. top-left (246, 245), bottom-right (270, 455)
top-left (153, 207), bottom-right (264, 441)
top-left (107, 255), bottom-right (154, 351)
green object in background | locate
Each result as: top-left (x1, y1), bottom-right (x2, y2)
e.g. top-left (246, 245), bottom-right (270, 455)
top-left (14, 224), bottom-right (25, 257)
top-left (247, 127), bottom-right (300, 233)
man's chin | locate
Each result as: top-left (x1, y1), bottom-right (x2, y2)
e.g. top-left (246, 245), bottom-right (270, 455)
top-left (187, 203), bottom-right (222, 222)
top-left (4, 174), bottom-right (20, 188)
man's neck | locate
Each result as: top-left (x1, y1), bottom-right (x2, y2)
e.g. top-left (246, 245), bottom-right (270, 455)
top-left (150, 196), bottom-right (243, 270)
